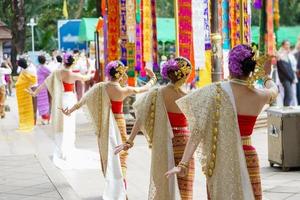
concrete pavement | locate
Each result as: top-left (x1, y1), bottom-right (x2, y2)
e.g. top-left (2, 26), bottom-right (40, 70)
top-left (1, 95), bottom-right (300, 199)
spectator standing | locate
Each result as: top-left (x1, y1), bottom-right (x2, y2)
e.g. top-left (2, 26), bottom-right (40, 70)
top-left (277, 40), bottom-right (297, 106)
top-left (294, 39), bottom-right (300, 105)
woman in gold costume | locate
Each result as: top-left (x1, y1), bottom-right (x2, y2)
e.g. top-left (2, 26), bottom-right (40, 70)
top-left (62, 60), bottom-right (156, 200)
top-left (166, 44), bottom-right (278, 200)
top-left (115, 57), bottom-right (195, 200)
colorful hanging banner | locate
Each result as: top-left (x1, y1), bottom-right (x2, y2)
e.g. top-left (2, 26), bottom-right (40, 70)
top-left (127, 43), bottom-right (136, 71)
top-left (266, 0), bottom-right (274, 55)
top-left (242, 0), bottom-right (251, 44)
top-left (229, 0), bottom-right (239, 47)
top-left (222, 0), bottom-right (230, 49)
top-left (126, 0), bottom-right (136, 43)
top-left (103, 15), bottom-right (108, 66)
top-left (259, 0), bottom-right (266, 53)
top-left (120, 0), bottom-right (127, 65)
top-left (151, 0), bottom-right (158, 71)
top-left (107, 0), bottom-right (120, 61)
top-left (203, 0), bottom-right (211, 50)
top-left (177, 0), bottom-right (193, 60)
top-left (142, 0), bottom-right (152, 62)
top-left (135, 0), bottom-right (142, 72)
top-left (192, 0), bottom-right (205, 69)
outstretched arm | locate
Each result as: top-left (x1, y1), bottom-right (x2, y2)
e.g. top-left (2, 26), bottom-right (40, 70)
top-left (27, 82), bottom-right (46, 97)
top-left (123, 68), bottom-right (157, 96)
top-left (114, 119), bottom-right (141, 154)
top-left (165, 135), bottom-right (198, 178)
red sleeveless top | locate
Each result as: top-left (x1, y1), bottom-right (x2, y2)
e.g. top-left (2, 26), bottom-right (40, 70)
top-left (237, 114), bottom-right (257, 150)
top-left (167, 112), bottom-right (188, 127)
top-left (63, 82), bottom-right (74, 92)
top-left (111, 100), bottom-right (123, 114)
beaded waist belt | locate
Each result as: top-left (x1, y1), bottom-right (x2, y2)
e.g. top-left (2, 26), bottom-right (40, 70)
top-left (241, 136), bottom-right (252, 146)
top-left (172, 126), bottom-right (189, 132)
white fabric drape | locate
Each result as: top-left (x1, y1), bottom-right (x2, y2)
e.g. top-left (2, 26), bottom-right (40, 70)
top-left (192, 0), bottom-right (205, 70)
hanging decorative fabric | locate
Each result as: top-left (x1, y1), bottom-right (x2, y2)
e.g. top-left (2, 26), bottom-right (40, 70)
top-left (222, 0), bottom-right (230, 49)
top-left (126, 0), bottom-right (136, 43)
top-left (192, 0), bottom-right (205, 70)
top-left (177, 0), bottom-right (193, 60)
top-left (229, 0), bottom-right (238, 47)
top-left (127, 42), bottom-right (136, 86)
top-left (253, 0), bottom-right (262, 9)
top-left (107, 0), bottom-right (120, 61)
top-left (242, 0), bottom-right (251, 44)
top-left (120, 0), bottom-right (127, 65)
top-left (102, 0), bottom-right (108, 66)
top-left (203, 0), bottom-right (211, 50)
top-left (259, 0), bottom-right (266, 53)
top-left (218, 0), bottom-right (223, 40)
top-left (142, 0), bottom-right (152, 63)
top-left (266, 0), bottom-right (274, 55)
top-left (273, 0), bottom-right (280, 45)
top-left (151, 0), bottom-right (159, 71)
top-left (127, 43), bottom-right (136, 71)
top-left (135, 0), bottom-right (142, 72)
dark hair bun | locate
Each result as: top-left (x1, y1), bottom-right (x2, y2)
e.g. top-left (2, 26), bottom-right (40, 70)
top-left (18, 58), bottom-right (28, 69)
top-left (241, 56), bottom-right (256, 76)
top-left (109, 67), bottom-right (118, 78)
top-left (38, 55), bottom-right (46, 65)
top-left (65, 56), bottom-right (75, 66)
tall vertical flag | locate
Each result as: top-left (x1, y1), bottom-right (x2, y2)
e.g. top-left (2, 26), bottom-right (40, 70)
top-left (142, 0), bottom-right (153, 64)
top-left (107, 0), bottom-right (120, 61)
top-left (266, 0), bottom-right (274, 54)
top-left (63, 0), bottom-right (68, 19)
top-left (120, 0), bottom-right (127, 65)
top-left (192, 0), bottom-right (205, 70)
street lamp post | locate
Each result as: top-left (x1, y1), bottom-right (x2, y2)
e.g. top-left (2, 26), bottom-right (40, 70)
top-left (27, 18), bottom-right (37, 53)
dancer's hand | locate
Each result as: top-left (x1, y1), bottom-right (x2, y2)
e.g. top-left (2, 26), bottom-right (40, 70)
top-left (145, 67), bottom-right (155, 78)
top-left (114, 143), bottom-right (131, 155)
top-left (165, 166), bottom-right (186, 178)
top-left (25, 88), bottom-right (36, 97)
top-left (59, 107), bottom-right (71, 116)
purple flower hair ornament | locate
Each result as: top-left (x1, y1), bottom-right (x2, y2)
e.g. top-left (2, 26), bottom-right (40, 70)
top-left (161, 59), bottom-right (180, 79)
top-left (63, 53), bottom-right (73, 65)
top-left (229, 44), bottom-right (254, 77)
top-left (105, 60), bottom-right (126, 80)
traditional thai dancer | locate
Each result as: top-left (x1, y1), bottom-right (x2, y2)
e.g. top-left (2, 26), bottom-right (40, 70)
top-left (36, 55), bottom-right (51, 124)
top-left (61, 60), bottom-right (157, 200)
top-left (28, 53), bottom-right (93, 169)
top-left (115, 57), bottom-right (195, 200)
top-left (16, 58), bottom-right (37, 132)
top-left (166, 44), bottom-right (278, 200)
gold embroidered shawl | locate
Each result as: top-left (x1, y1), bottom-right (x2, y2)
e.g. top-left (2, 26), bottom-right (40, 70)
top-left (45, 70), bottom-right (64, 133)
top-left (134, 88), bottom-right (180, 200)
top-left (177, 82), bottom-right (255, 200)
top-left (78, 82), bottom-right (110, 176)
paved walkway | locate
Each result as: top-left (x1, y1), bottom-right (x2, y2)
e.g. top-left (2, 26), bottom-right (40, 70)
top-left (1, 95), bottom-right (300, 199)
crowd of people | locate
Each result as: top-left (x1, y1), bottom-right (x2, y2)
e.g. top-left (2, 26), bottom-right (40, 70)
top-left (1, 41), bottom-right (299, 199)
top-left (276, 38), bottom-right (300, 106)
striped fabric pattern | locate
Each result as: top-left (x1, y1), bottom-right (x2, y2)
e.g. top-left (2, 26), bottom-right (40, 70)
top-left (115, 115), bottom-right (128, 177)
top-left (172, 128), bottom-right (195, 200)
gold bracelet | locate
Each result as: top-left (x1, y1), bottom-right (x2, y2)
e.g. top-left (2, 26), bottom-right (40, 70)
top-left (125, 140), bottom-right (134, 148)
top-left (74, 103), bottom-right (81, 110)
top-left (263, 77), bottom-right (273, 86)
top-left (178, 161), bottom-right (189, 168)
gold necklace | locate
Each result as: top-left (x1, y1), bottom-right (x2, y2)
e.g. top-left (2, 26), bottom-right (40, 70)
top-left (230, 79), bottom-right (248, 86)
